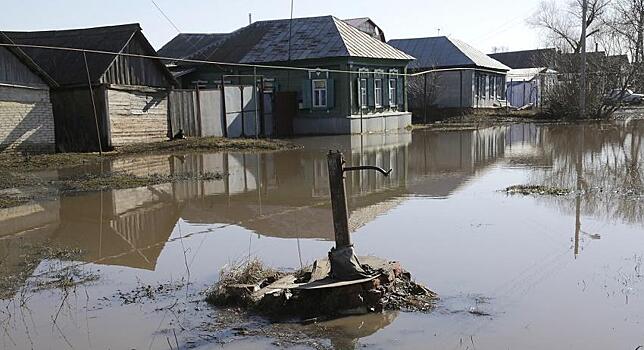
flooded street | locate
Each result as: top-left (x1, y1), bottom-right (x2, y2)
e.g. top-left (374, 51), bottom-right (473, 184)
top-left (1, 121), bottom-right (642, 349)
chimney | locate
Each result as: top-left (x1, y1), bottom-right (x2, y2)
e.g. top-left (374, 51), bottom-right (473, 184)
top-left (249, 13), bottom-right (252, 25)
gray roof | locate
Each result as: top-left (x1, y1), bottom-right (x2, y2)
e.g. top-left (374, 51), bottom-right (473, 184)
top-left (488, 48), bottom-right (557, 69)
top-left (157, 33), bottom-right (229, 60)
top-left (187, 15), bottom-right (413, 64)
top-left (388, 36), bottom-right (509, 71)
top-left (3, 24), bottom-right (175, 86)
top-left (0, 33), bottom-right (58, 87)
top-left (343, 17), bottom-right (386, 41)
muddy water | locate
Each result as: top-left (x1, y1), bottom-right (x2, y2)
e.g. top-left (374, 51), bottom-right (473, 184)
top-left (0, 121), bottom-right (642, 349)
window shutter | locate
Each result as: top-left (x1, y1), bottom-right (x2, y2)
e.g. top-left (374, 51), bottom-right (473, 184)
top-left (356, 77), bottom-right (361, 108)
top-left (301, 79), bottom-right (311, 109)
top-left (326, 79), bottom-right (335, 108)
top-left (397, 77), bottom-right (404, 108)
top-left (367, 78), bottom-right (375, 107)
top-left (384, 79), bottom-right (390, 107)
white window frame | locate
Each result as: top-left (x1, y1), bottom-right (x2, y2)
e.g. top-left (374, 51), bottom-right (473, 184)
top-left (312, 79), bottom-right (327, 108)
top-left (388, 78), bottom-right (397, 107)
top-left (374, 79), bottom-right (383, 108)
top-left (359, 78), bottom-right (368, 108)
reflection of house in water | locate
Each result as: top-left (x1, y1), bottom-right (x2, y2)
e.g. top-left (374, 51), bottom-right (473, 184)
top-left (0, 201), bottom-right (60, 297)
top-left (407, 127), bottom-right (507, 197)
top-left (52, 188), bottom-right (180, 270)
top-left (181, 133), bottom-right (412, 241)
top-left (0, 123), bottom-right (551, 278)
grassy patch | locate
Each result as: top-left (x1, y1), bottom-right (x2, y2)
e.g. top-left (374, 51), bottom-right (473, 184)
top-left (116, 137), bottom-right (299, 155)
top-left (504, 185), bottom-right (572, 196)
top-left (0, 194), bottom-right (29, 209)
top-left (53, 171), bottom-right (224, 194)
top-left (0, 137), bottom-right (299, 172)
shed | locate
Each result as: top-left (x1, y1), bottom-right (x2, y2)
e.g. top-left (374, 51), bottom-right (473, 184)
top-left (506, 68), bottom-right (557, 108)
top-left (3, 24), bottom-right (177, 152)
top-left (0, 34), bottom-right (57, 153)
top-left (389, 36), bottom-right (510, 111)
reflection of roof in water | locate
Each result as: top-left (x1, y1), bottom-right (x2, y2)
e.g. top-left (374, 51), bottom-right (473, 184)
top-left (181, 187), bottom-right (406, 240)
top-left (51, 191), bottom-right (180, 271)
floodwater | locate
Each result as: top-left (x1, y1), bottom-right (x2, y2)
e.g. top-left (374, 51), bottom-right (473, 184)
top-left (0, 120), bottom-right (642, 349)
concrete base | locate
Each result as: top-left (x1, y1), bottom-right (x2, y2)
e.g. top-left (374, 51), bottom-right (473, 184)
top-left (293, 112), bottom-right (412, 135)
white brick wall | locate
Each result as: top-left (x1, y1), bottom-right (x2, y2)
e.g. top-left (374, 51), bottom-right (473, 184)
top-left (0, 86), bottom-right (55, 153)
top-left (108, 88), bottom-right (169, 146)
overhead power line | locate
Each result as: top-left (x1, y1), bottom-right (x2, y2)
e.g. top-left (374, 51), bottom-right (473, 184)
top-left (0, 41), bottom-right (511, 78)
top-left (150, 0), bottom-right (181, 33)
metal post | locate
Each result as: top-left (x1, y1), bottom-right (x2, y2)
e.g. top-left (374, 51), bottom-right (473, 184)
top-left (253, 66), bottom-right (259, 138)
top-left (327, 151), bottom-right (351, 248)
top-left (240, 86), bottom-right (245, 137)
top-left (221, 76), bottom-right (228, 138)
top-left (423, 73), bottom-right (428, 123)
top-left (580, 0), bottom-right (588, 118)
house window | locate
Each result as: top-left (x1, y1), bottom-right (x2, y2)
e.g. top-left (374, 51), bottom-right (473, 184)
top-left (388, 78), bottom-right (397, 106)
top-left (496, 76), bottom-right (504, 99)
top-left (489, 76), bottom-right (495, 99)
top-left (482, 75), bottom-right (488, 99)
top-left (475, 73), bottom-right (480, 97)
top-left (312, 79), bottom-right (327, 108)
top-left (359, 78), bottom-right (368, 108)
top-left (374, 79), bottom-right (383, 107)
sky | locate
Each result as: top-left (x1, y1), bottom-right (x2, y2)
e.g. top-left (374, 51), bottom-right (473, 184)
top-left (1, 0), bottom-right (547, 53)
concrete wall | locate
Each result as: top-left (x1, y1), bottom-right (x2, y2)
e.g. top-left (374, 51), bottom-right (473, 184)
top-left (293, 111), bottom-right (411, 135)
top-left (107, 87), bottom-right (169, 146)
top-left (0, 85), bottom-right (55, 153)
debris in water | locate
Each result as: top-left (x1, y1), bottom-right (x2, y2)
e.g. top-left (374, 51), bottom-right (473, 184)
top-left (504, 184), bottom-right (571, 196)
top-left (206, 256), bottom-right (437, 321)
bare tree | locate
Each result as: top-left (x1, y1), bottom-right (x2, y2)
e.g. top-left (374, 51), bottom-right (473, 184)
top-left (606, 0), bottom-right (644, 62)
top-left (529, 0), bottom-right (611, 53)
top-left (529, 0), bottom-right (642, 119)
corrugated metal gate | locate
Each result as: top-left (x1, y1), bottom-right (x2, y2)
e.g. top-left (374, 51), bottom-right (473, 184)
top-left (169, 84), bottom-right (267, 138)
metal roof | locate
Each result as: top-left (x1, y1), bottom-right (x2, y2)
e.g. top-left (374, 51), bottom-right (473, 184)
top-left (388, 36), bottom-right (509, 71)
top-left (343, 17), bottom-right (386, 42)
top-left (188, 15), bottom-right (413, 64)
top-left (2, 24), bottom-right (174, 86)
top-left (157, 33), bottom-right (229, 60)
top-left (507, 67), bottom-right (557, 81)
top-left (0, 33), bottom-right (58, 87)
top-left (488, 48), bottom-right (557, 69)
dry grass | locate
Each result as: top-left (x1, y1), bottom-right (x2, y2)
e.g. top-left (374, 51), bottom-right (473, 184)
top-left (216, 258), bottom-right (283, 287)
top-left (0, 137), bottom-right (300, 172)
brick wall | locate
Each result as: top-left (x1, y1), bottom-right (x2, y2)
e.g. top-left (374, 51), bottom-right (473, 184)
top-left (0, 86), bottom-right (55, 153)
top-left (107, 88), bottom-right (169, 146)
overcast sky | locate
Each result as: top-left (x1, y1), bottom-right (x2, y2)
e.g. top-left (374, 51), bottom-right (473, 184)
top-left (1, 0), bottom-right (547, 53)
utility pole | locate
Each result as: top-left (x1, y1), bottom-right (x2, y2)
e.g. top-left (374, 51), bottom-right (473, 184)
top-left (580, 0), bottom-right (588, 118)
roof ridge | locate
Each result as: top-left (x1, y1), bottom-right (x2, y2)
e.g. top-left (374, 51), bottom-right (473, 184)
top-left (332, 17), bottom-right (413, 60)
top-left (3, 23), bottom-right (141, 36)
